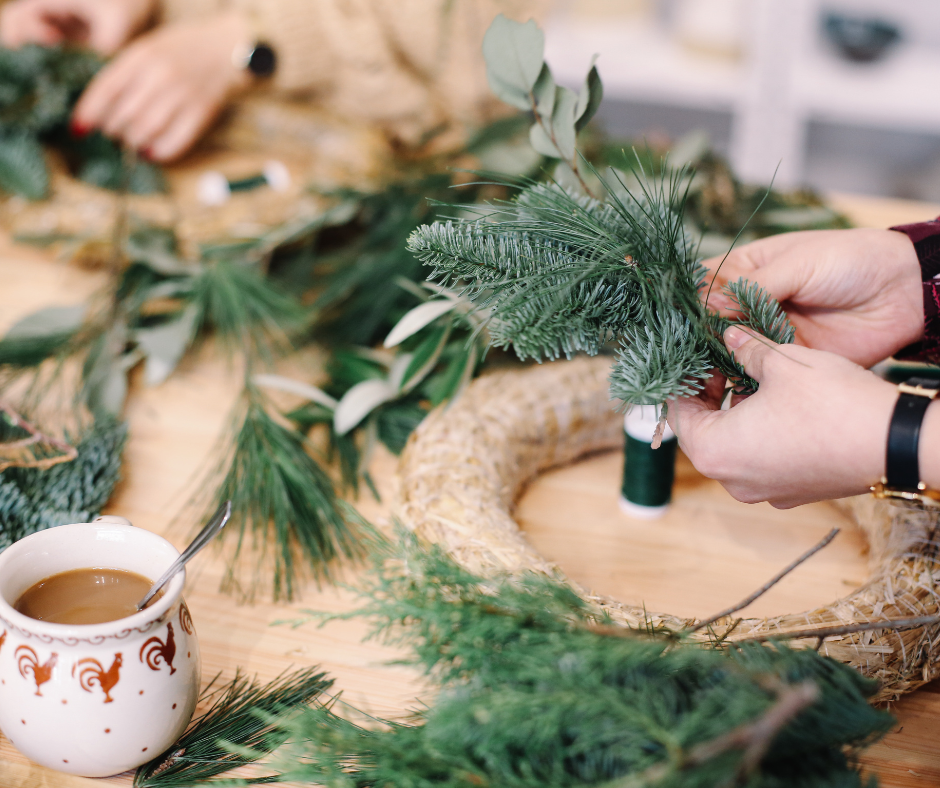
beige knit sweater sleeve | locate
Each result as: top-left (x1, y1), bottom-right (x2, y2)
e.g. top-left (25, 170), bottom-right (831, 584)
top-left (160, 0), bottom-right (546, 144)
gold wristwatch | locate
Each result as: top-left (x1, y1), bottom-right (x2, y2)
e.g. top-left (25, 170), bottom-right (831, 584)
top-left (871, 377), bottom-right (940, 506)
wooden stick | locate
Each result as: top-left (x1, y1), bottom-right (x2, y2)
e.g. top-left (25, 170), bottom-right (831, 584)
top-left (690, 527), bottom-right (840, 633)
top-left (733, 612), bottom-right (940, 644)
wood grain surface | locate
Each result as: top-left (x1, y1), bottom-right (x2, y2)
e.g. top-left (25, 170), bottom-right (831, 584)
top-left (0, 187), bottom-right (938, 788)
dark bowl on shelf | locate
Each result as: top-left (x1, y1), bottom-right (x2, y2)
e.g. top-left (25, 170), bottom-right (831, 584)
top-left (824, 13), bottom-right (901, 63)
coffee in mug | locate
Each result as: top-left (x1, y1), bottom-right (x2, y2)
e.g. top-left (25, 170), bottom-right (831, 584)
top-left (14, 568), bottom-right (153, 625)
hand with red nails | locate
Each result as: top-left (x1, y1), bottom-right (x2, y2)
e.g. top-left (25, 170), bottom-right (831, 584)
top-left (669, 228), bottom-right (938, 508)
top-left (0, 0), bottom-right (155, 55)
top-left (702, 228), bottom-right (923, 367)
top-left (70, 12), bottom-right (252, 162)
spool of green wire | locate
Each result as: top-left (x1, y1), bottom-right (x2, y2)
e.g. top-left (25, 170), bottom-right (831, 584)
top-left (619, 405), bottom-right (677, 519)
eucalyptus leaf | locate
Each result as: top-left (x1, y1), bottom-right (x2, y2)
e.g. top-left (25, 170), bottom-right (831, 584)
top-left (82, 322), bottom-right (128, 418)
top-left (529, 86), bottom-right (578, 161)
top-left (0, 133), bottom-right (48, 199)
top-left (126, 235), bottom-right (195, 276)
top-left (384, 300), bottom-right (456, 348)
top-left (334, 379), bottom-right (396, 435)
top-left (388, 352), bottom-right (414, 392)
top-left (574, 57), bottom-right (603, 132)
top-left (134, 305), bottom-right (199, 386)
top-left (482, 14), bottom-right (544, 89)
top-left (482, 15), bottom-right (544, 106)
top-left (484, 70), bottom-right (532, 112)
top-left (6, 304), bottom-right (86, 339)
top-left (532, 63), bottom-right (556, 116)
top-left (401, 323), bottom-right (451, 393)
top-left (253, 373), bottom-right (338, 410)
top-left (142, 279), bottom-right (196, 302)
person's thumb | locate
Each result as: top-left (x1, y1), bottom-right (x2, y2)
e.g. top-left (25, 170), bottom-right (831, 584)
top-left (725, 326), bottom-right (777, 383)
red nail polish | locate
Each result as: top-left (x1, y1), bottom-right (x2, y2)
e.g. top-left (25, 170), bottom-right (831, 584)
top-left (69, 120), bottom-right (90, 139)
top-left (140, 147), bottom-right (154, 161)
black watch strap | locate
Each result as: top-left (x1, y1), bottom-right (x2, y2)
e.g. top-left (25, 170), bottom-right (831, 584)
top-left (885, 376), bottom-right (940, 490)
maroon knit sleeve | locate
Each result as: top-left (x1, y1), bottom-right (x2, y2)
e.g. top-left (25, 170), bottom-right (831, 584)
top-left (890, 218), bottom-right (940, 364)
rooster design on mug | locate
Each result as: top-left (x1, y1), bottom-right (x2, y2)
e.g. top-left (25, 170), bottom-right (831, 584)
top-left (72, 653), bottom-right (123, 703)
top-left (16, 645), bottom-right (58, 696)
top-left (140, 622), bottom-right (176, 675)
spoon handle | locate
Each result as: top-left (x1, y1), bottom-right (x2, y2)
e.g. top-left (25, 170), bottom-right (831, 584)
top-left (137, 501), bottom-right (232, 610)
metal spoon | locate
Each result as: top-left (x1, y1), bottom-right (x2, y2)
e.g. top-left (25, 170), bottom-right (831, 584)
top-left (137, 501), bottom-right (232, 610)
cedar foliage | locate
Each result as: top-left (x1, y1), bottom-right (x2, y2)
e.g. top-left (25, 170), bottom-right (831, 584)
top-left (265, 536), bottom-right (892, 788)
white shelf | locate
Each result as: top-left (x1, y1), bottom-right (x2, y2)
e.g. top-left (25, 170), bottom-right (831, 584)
top-left (544, 16), bottom-right (742, 112)
top-left (795, 44), bottom-right (940, 133)
top-left (544, 4), bottom-right (940, 187)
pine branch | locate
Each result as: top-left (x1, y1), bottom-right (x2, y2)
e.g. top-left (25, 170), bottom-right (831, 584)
top-left (134, 667), bottom-right (332, 787)
top-left (211, 392), bottom-right (369, 601)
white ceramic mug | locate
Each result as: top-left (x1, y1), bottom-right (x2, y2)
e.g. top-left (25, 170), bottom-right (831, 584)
top-left (0, 517), bottom-right (200, 777)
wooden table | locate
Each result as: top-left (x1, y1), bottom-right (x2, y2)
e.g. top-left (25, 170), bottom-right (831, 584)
top-left (0, 188), bottom-right (939, 787)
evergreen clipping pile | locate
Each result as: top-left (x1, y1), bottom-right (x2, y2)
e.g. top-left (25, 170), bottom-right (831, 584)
top-left (0, 44), bottom-right (162, 198)
top-left (0, 15), bottom-right (849, 595)
top-left (237, 535), bottom-right (892, 788)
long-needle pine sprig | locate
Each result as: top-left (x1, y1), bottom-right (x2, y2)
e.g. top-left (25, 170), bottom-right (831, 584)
top-left (211, 392), bottom-right (367, 601)
top-left (134, 667), bottom-right (332, 787)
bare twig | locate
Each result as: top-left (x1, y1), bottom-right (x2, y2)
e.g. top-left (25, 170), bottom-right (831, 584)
top-left (732, 612), bottom-right (940, 645)
top-left (0, 401), bottom-right (77, 471)
top-left (603, 681), bottom-right (819, 788)
top-left (690, 528), bottom-right (840, 633)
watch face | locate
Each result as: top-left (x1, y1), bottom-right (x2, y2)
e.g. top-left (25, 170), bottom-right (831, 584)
top-left (248, 43), bottom-right (277, 77)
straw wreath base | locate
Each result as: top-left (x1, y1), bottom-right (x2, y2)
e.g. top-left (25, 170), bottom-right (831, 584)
top-left (397, 356), bottom-right (940, 703)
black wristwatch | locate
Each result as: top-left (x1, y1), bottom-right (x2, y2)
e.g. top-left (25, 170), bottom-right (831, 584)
top-left (871, 376), bottom-right (940, 505)
top-left (234, 41), bottom-right (277, 79)
top-left (246, 42), bottom-right (277, 78)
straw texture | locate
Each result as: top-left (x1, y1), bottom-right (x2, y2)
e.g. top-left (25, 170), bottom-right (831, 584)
top-left (396, 357), bottom-right (940, 703)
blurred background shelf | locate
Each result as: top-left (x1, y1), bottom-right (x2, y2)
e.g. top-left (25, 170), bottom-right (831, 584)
top-left (546, 0), bottom-right (940, 202)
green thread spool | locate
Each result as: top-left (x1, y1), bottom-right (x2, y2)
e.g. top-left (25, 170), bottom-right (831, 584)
top-left (619, 405), bottom-right (677, 519)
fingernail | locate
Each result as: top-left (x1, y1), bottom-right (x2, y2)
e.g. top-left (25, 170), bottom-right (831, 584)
top-left (140, 147), bottom-right (154, 162)
top-left (69, 120), bottom-right (90, 139)
top-left (724, 326), bottom-right (748, 350)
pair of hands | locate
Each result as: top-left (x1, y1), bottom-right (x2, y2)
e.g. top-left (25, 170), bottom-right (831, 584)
top-left (0, 0), bottom-right (252, 161)
top-left (669, 227), bottom-right (926, 508)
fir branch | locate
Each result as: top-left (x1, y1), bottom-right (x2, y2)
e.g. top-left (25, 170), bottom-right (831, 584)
top-left (724, 277), bottom-right (796, 345)
top-left (407, 163), bottom-right (798, 408)
top-left (609, 310), bottom-right (711, 405)
top-left (134, 667), bottom-right (332, 787)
